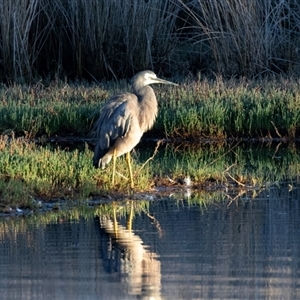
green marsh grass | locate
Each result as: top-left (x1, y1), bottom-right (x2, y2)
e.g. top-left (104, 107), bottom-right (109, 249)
top-left (1, 77), bottom-right (300, 206)
top-left (156, 77), bottom-right (300, 138)
top-left (0, 136), bottom-right (155, 205)
top-left (1, 77), bottom-right (300, 139)
top-left (1, 137), bottom-right (300, 209)
top-left (0, 82), bottom-right (110, 137)
top-left (138, 141), bottom-right (300, 188)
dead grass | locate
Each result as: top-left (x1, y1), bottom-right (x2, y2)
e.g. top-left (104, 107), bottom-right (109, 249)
top-left (179, 0), bottom-right (300, 76)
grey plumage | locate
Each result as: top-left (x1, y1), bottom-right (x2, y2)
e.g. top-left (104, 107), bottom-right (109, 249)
top-left (92, 70), bottom-right (178, 188)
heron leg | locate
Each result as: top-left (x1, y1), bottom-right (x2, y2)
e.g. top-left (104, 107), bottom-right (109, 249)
top-left (126, 152), bottom-right (134, 189)
top-left (126, 201), bottom-right (134, 231)
top-left (113, 205), bottom-right (118, 237)
top-left (112, 148), bottom-right (116, 186)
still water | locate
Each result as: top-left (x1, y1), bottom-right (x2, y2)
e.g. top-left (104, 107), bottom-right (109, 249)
top-left (1, 185), bottom-right (300, 300)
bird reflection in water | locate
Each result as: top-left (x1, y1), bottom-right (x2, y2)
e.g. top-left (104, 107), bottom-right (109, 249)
top-left (97, 201), bottom-right (161, 299)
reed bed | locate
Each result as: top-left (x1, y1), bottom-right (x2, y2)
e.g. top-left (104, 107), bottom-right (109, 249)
top-left (0, 0), bottom-right (179, 82)
top-left (179, 0), bottom-right (300, 76)
top-left (1, 0), bottom-right (300, 82)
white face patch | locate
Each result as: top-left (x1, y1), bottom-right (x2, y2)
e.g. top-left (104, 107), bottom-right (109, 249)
top-left (143, 72), bottom-right (157, 85)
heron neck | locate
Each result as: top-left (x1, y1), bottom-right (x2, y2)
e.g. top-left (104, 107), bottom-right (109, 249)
top-left (136, 86), bottom-right (158, 132)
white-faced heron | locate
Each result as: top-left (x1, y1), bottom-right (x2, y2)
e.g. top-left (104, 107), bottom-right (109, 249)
top-left (93, 70), bottom-right (178, 188)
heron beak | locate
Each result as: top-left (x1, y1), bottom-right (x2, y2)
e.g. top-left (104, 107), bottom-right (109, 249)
top-left (154, 77), bottom-right (179, 86)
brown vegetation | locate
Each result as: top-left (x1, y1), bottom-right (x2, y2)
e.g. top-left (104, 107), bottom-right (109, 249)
top-left (0, 0), bottom-right (300, 83)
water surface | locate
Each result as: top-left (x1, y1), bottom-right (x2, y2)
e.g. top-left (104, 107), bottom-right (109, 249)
top-left (1, 185), bottom-right (300, 299)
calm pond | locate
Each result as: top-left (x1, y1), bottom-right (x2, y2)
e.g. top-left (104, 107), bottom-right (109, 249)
top-left (1, 142), bottom-right (300, 300)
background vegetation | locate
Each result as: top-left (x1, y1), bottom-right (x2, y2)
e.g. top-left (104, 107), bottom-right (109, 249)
top-left (1, 0), bottom-right (300, 83)
top-left (1, 77), bottom-right (300, 139)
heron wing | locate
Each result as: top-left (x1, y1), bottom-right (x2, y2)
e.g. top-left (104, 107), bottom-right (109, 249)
top-left (94, 93), bottom-right (137, 151)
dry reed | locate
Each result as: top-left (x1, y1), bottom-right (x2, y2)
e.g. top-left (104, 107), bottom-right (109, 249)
top-left (179, 0), bottom-right (300, 76)
top-left (0, 0), bottom-right (179, 82)
top-left (0, 0), bottom-right (300, 82)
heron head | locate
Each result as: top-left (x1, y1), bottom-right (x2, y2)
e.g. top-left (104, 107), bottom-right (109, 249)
top-left (131, 70), bottom-right (178, 91)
